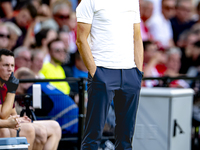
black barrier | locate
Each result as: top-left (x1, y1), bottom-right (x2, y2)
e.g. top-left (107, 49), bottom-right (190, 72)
top-left (18, 76), bottom-right (200, 149)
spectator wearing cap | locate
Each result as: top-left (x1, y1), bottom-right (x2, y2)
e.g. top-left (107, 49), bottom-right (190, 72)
top-left (1, 3), bottom-right (37, 50)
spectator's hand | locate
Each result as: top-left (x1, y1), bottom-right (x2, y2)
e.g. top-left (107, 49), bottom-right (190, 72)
top-left (7, 115), bottom-right (21, 129)
top-left (19, 116), bottom-right (31, 123)
top-left (5, 72), bottom-right (19, 93)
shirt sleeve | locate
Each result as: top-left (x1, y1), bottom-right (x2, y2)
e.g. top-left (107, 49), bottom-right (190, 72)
top-left (76, 0), bottom-right (94, 24)
top-left (133, 0), bottom-right (141, 23)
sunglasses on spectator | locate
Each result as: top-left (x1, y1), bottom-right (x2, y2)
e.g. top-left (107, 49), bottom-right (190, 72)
top-left (163, 5), bottom-right (175, 10)
top-left (55, 14), bottom-right (70, 20)
top-left (52, 48), bottom-right (67, 53)
top-left (0, 33), bottom-right (10, 39)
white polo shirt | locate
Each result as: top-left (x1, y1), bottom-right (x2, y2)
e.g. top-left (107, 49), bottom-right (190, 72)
top-left (76, 0), bottom-right (141, 69)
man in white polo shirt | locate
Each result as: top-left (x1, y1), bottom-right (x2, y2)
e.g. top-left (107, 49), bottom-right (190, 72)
top-left (76, 0), bottom-right (144, 149)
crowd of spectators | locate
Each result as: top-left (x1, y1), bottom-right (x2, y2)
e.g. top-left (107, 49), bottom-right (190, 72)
top-left (140, 0), bottom-right (200, 96)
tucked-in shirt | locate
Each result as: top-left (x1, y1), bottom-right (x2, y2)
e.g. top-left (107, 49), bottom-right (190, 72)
top-left (76, 0), bottom-right (141, 69)
top-left (39, 62), bottom-right (71, 95)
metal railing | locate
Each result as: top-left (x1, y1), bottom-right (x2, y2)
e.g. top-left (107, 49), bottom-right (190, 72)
top-left (18, 76), bottom-right (200, 149)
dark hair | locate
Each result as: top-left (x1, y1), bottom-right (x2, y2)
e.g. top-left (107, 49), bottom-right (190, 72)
top-left (0, 49), bottom-right (14, 61)
top-left (193, 41), bottom-right (200, 48)
top-left (35, 28), bottom-right (50, 47)
top-left (47, 38), bottom-right (62, 51)
top-left (197, 1), bottom-right (200, 12)
top-left (75, 50), bottom-right (81, 60)
top-left (143, 41), bottom-right (154, 51)
top-left (176, 0), bottom-right (191, 8)
top-left (22, 3), bottom-right (37, 19)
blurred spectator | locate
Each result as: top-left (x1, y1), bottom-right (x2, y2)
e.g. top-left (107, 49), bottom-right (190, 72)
top-left (30, 50), bottom-right (45, 78)
top-left (4, 22), bottom-right (22, 50)
top-left (58, 30), bottom-right (75, 77)
top-left (143, 41), bottom-right (167, 87)
top-left (52, 0), bottom-right (72, 31)
top-left (72, 51), bottom-right (88, 78)
top-left (42, 0), bottom-right (77, 53)
top-left (0, 0), bottom-right (43, 19)
top-left (196, 1), bottom-right (200, 24)
top-left (67, 51), bottom-right (88, 93)
top-left (34, 28), bottom-right (58, 62)
top-left (13, 46), bottom-right (31, 71)
top-left (190, 23), bottom-right (200, 41)
top-left (59, 31), bottom-right (70, 52)
top-left (0, 0), bottom-right (13, 19)
top-left (1, 3), bottom-right (37, 50)
top-left (68, 11), bottom-right (77, 32)
top-left (185, 41), bottom-right (200, 74)
top-left (39, 38), bottom-right (71, 95)
top-left (32, 0), bottom-right (42, 10)
top-left (177, 30), bottom-right (192, 48)
top-left (179, 31), bottom-right (199, 74)
top-left (164, 47), bottom-right (189, 88)
top-left (140, 0), bottom-right (154, 41)
top-left (147, 0), bottom-right (175, 49)
top-left (170, 0), bottom-right (196, 45)
top-left (148, 0), bottom-right (162, 16)
top-left (37, 3), bottom-right (51, 18)
top-left (0, 23), bottom-right (10, 49)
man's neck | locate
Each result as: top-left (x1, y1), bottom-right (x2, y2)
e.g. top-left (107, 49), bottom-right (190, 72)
top-left (50, 58), bottom-right (61, 67)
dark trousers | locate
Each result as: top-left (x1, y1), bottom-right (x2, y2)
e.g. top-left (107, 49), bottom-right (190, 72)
top-left (81, 67), bottom-right (143, 150)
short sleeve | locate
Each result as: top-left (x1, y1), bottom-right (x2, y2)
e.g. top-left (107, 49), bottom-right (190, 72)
top-left (76, 0), bottom-right (94, 24)
top-left (133, 0), bottom-right (141, 23)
